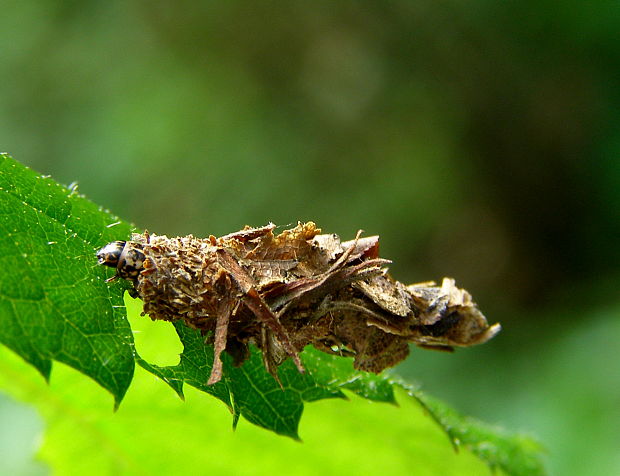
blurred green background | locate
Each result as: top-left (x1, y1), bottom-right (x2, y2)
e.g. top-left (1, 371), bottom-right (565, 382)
top-left (1, 1), bottom-right (619, 475)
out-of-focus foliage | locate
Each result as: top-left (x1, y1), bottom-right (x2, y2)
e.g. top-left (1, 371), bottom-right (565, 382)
top-left (0, 296), bottom-right (539, 476)
top-left (1, 1), bottom-right (619, 475)
top-left (0, 334), bottom-right (491, 476)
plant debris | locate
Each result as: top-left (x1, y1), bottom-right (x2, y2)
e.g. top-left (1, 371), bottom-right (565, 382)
top-left (97, 222), bottom-right (500, 385)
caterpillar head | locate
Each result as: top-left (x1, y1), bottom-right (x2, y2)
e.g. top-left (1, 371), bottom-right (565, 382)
top-left (97, 240), bottom-right (145, 281)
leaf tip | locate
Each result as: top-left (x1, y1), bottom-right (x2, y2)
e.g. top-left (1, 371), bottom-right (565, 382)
top-left (231, 412), bottom-right (240, 431)
top-left (30, 357), bottom-right (52, 384)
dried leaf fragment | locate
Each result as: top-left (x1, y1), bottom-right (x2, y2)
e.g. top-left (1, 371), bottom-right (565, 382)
top-left (97, 222), bottom-right (500, 384)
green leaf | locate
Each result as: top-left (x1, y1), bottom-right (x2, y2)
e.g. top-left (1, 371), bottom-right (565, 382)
top-left (0, 154), bottom-right (546, 475)
top-left (302, 346), bottom-right (396, 403)
top-left (0, 344), bottom-right (492, 476)
top-left (137, 318), bottom-right (346, 439)
top-left (401, 383), bottom-right (546, 476)
top-left (0, 153), bottom-right (135, 407)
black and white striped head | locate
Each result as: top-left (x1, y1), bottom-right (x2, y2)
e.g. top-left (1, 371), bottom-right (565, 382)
top-left (97, 241), bottom-right (145, 280)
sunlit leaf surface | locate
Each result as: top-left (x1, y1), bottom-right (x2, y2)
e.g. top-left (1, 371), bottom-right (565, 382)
top-left (0, 155), bottom-right (546, 474)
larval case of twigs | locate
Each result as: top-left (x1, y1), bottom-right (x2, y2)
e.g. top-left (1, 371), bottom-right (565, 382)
top-left (130, 222), bottom-right (500, 384)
